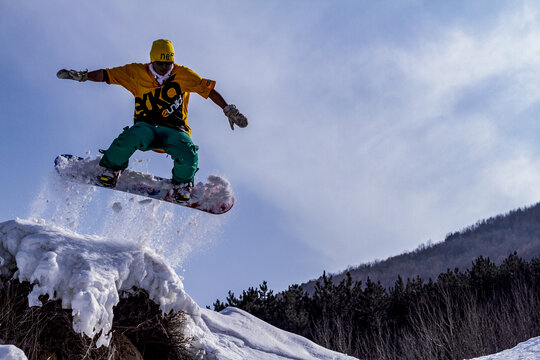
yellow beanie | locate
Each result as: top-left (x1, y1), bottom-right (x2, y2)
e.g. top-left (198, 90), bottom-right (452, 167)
top-left (150, 39), bottom-right (175, 63)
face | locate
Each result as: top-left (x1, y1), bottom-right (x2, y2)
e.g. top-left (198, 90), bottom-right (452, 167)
top-left (152, 61), bottom-right (173, 75)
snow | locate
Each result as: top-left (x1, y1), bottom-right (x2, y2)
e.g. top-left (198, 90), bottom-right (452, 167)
top-left (198, 307), bottom-right (351, 359)
top-left (468, 337), bottom-right (540, 360)
top-left (0, 345), bottom-right (28, 360)
top-left (0, 218), bottom-right (355, 359)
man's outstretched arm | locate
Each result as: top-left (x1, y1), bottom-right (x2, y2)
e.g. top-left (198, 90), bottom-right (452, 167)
top-left (56, 69), bottom-right (106, 82)
top-left (88, 70), bottom-right (105, 82)
top-left (209, 89), bottom-right (227, 109)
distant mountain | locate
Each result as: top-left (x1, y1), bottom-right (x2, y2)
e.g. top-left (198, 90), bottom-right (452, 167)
top-left (301, 202), bottom-right (540, 294)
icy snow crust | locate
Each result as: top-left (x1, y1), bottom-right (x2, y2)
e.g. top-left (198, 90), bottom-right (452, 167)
top-left (0, 344), bottom-right (28, 360)
top-left (0, 219), bottom-right (356, 359)
top-left (198, 307), bottom-right (356, 359)
top-left (468, 337), bottom-right (540, 360)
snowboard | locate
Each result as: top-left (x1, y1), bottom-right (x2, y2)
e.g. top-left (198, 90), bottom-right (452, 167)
top-left (54, 154), bottom-right (234, 215)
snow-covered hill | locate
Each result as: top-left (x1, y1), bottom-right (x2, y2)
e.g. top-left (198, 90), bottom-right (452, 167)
top-left (0, 219), bottom-right (356, 359)
top-left (0, 345), bottom-right (28, 360)
top-left (468, 337), bottom-right (540, 360)
top-left (3, 334), bottom-right (540, 360)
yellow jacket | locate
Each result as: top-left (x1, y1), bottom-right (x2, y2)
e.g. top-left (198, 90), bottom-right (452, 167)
top-left (106, 63), bottom-right (216, 136)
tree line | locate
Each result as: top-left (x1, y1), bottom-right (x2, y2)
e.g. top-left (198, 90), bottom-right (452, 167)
top-left (302, 202), bottom-right (540, 296)
top-left (214, 252), bottom-right (540, 359)
top-left (302, 203), bottom-right (540, 297)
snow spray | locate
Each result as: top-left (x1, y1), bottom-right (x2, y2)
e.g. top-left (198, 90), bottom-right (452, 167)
top-left (27, 169), bottom-right (225, 268)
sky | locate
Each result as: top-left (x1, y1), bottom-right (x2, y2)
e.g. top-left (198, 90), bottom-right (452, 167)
top-left (3, 0), bottom-right (540, 306)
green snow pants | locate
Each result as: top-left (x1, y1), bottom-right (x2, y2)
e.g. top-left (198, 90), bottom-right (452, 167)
top-left (99, 122), bottom-right (199, 184)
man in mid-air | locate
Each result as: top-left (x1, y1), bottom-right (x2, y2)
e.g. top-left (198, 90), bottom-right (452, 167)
top-left (57, 39), bottom-right (248, 202)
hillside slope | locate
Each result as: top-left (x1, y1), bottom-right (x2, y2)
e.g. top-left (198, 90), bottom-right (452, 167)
top-left (302, 202), bottom-right (540, 293)
top-left (469, 336), bottom-right (540, 360)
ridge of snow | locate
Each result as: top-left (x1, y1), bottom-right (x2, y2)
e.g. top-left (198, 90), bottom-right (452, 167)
top-left (0, 218), bottom-right (199, 347)
top-left (196, 307), bottom-right (355, 360)
top-left (0, 345), bottom-right (28, 360)
top-left (0, 218), bottom-right (356, 359)
top-left (468, 337), bottom-right (540, 360)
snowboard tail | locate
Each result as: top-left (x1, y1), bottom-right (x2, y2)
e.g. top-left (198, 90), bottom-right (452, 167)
top-left (54, 154), bottom-right (234, 215)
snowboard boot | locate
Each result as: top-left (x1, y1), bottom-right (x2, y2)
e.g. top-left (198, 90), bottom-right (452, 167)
top-left (172, 182), bottom-right (193, 202)
top-left (97, 167), bottom-right (122, 188)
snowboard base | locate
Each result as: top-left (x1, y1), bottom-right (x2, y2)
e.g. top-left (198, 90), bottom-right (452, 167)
top-left (54, 154), bottom-right (234, 215)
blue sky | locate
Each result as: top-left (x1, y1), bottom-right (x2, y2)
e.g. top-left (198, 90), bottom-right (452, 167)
top-left (3, 0), bottom-right (540, 306)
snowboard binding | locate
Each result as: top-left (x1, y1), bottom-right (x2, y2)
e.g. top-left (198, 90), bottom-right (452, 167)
top-left (97, 168), bottom-right (122, 188)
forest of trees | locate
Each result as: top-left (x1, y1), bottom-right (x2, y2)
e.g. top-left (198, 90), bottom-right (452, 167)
top-left (214, 252), bottom-right (540, 359)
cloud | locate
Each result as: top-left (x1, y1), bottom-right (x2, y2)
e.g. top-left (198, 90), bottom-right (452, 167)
top-left (200, 2), bottom-right (540, 268)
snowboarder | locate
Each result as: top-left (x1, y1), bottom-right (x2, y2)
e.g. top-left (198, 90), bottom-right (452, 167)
top-left (57, 39), bottom-right (248, 202)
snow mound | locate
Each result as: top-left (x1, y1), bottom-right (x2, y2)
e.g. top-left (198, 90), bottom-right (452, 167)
top-left (0, 218), bottom-right (199, 347)
top-left (0, 345), bottom-right (28, 360)
top-left (468, 336), bottom-right (540, 360)
top-left (196, 307), bottom-right (356, 359)
top-left (0, 219), bottom-right (355, 359)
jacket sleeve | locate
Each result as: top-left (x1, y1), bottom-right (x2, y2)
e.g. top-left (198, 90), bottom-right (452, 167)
top-left (178, 67), bottom-right (216, 99)
top-left (105, 63), bottom-right (143, 96)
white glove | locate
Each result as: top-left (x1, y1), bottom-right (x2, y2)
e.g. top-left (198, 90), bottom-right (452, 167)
top-left (56, 69), bottom-right (88, 82)
top-left (224, 104), bottom-right (248, 130)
